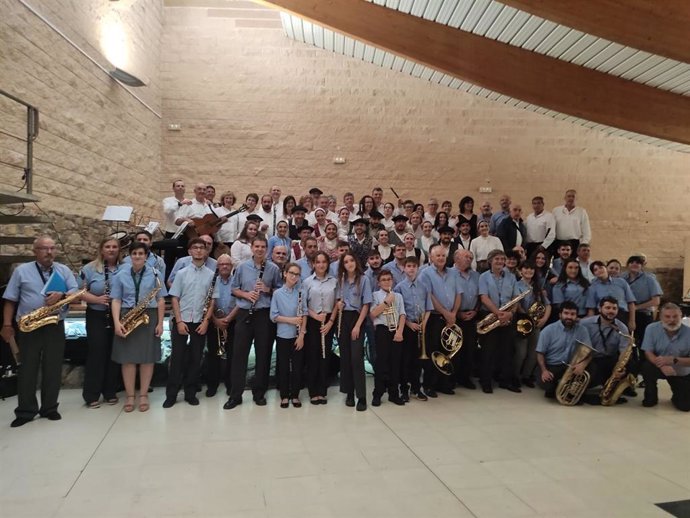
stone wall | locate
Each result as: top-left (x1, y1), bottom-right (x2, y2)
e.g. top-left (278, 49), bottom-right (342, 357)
top-left (160, 3), bottom-right (690, 276)
top-left (0, 0), bottom-right (163, 220)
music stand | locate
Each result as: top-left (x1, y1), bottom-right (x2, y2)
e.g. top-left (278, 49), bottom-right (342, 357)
top-left (102, 206), bottom-right (133, 234)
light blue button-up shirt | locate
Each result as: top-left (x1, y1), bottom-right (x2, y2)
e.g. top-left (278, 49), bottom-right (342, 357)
top-left (642, 322), bottom-right (690, 376)
top-left (169, 264), bottom-right (217, 323)
top-left (303, 274), bottom-right (338, 313)
top-left (552, 280), bottom-right (588, 316)
top-left (337, 275), bottom-right (373, 311)
top-left (4, 261), bottom-right (79, 320)
top-left (586, 277), bottom-right (636, 310)
top-left (536, 321), bottom-right (591, 365)
top-left (382, 260), bottom-right (406, 287)
top-left (80, 262), bottom-right (122, 311)
top-left (270, 285), bottom-right (308, 339)
top-left (231, 260), bottom-right (281, 310)
top-left (455, 269), bottom-right (480, 311)
top-left (122, 252), bottom-right (166, 278)
top-left (213, 275), bottom-right (236, 315)
top-left (394, 276), bottom-right (433, 322)
top-left (516, 279), bottom-right (550, 313)
top-left (111, 265), bottom-right (166, 309)
top-left (167, 256), bottom-right (217, 285)
top-left (419, 266), bottom-right (462, 312)
top-left (580, 316), bottom-right (629, 357)
top-left (622, 272), bottom-right (662, 314)
top-left (295, 257), bottom-right (315, 281)
top-left (478, 269), bottom-right (518, 311)
top-left (371, 289), bottom-right (406, 327)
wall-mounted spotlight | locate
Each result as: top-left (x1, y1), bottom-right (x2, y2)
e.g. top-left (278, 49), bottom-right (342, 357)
top-left (109, 67), bottom-right (147, 87)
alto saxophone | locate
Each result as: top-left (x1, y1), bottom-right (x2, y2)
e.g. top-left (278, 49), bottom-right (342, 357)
top-left (19, 289), bottom-right (86, 332)
top-left (477, 289), bottom-right (532, 335)
top-left (121, 276), bottom-right (162, 337)
top-left (556, 341), bottom-right (595, 406)
top-left (600, 329), bottom-right (636, 406)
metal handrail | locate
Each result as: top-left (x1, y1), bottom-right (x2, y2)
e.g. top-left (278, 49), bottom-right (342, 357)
top-left (0, 88), bottom-right (39, 195)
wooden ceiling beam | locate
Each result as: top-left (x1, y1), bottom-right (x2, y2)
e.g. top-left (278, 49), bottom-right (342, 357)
top-left (257, 0), bottom-right (690, 145)
top-left (500, 0), bottom-right (690, 64)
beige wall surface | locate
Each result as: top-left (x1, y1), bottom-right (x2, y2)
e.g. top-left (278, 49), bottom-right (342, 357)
top-left (0, 0), bottom-right (163, 220)
top-left (161, 4), bottom-right (690, 270)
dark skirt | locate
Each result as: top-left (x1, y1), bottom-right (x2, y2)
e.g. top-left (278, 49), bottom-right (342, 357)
top-left (112, 308), bottom-right (162, 365)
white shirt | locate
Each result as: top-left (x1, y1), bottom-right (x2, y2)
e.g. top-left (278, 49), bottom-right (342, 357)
top-left (255, 208), bottom-right (276, 236)
top-left (423, 212), bottom-right (436, 224)
top-left (230, 241), bottom-right (252, 268)
top-left (307, 210), bottom-right (338, 226)
top-left (177, 199), bottom-right (213, 220)
top-left (162, 196), bottom-right (183, 233)
top-left (578, 259), bottom-right (595, 282)
top-left (456, 235), bottom-right (472, 250)
top-left (552, 205), bottom-right (592, 243)
top-left (469, 235), bottom-right (503, 269)
top-left (382, 217), bottom-right (395, 231)
top-left (525, 210), bottom-right (556, 249)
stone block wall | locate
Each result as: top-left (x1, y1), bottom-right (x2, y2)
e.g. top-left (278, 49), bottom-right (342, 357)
top-left (160, 2), bottom-right (690, 276)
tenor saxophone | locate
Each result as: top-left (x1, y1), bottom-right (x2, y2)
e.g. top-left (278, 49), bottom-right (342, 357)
top-left (600, 330), bottom-right (636, 406)
top-left (19, 289), bottom-right (86, 332)
top-left (121, 276), bottom-right (162, 337)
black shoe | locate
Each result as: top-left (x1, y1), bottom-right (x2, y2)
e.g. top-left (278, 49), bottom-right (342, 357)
top-left (582, 394), bottom-right (602, 405)
top-left (205, 387), bottom-right (217, 398)
top-left (437, 388), bottom-right (455, 395)
top-left (623, 387), bottom-right (637, 397)
top-left (371, 395), bottom-right (382, 407)
top-left (44, 411), bottom-right (62, 421)
top-left (185, 396), bottom-right (200, 406)
top-left (521, 378), bottom-right (535, 388)
top-left (292, 399), bottom-right (302, 408)
top-left (425, 389), bottom-right (438, 398)
top-left (319, 399), bottom-right (327, 405)
top-left (499, 383), bottom-right (522, 393)
top-left (162, 398), bottom-right (176, 408)
top-left (642, 398), bottom-right (658, 408)
top-left (482, 384), bottom-right (493, 394)
top-left (459, 380), bottom-right (477, 390)
top-left (615, 397), bottom-right (628, 405)
top-left (545, 391), bottom-right (556, 399)
top-left (280, 401), bottom-right (289, 409)
top-left (401, 389), bottom-right (410, 402)
top-left (345, 395), bottom-right (355, 407)
top-left (389, 396), bottom-right (405, 406)
top-left (223, 398), bottom-right (242, 409)
top-left (356, 398), bottom-right (367, 411)
top-left (414, 390), bottom-right (428, 401)
top-left (10, 417), bottom-right (32, 428)
top-left (310, 398), bottom-right (320, 406)
top-left (148, 387), bottom-right (154, 393)
top-left (254, 397), bottom-right (267, 406)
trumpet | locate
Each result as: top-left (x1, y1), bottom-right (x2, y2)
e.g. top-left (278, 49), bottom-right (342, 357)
top-left (432, 324), bottom-right (464, 376)
top-left (214, 308), bottom-right (228, 359)
top-left (477, 289), bottom-right (532, 335)
top-left (382, 290), bottom-right (399, 332)
top-left (416, 305), bottom-right (428, 360)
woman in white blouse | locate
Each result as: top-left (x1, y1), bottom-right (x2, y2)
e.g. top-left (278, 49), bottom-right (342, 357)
top-left (469, 220), bottom-right (503, 272)
top-left (230, 220), bottom-right (259, 268)
top-left (416, 220), bottom-right (436, 261)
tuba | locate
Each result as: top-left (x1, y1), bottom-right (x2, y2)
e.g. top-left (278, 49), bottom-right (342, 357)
top-left (19, 289), bottom-right (86, 332)
top-left (600, 329), bottom-right (637, 406)
top-left (477, 289), bottom-right (532, 335)
top-left (556, 341), bottom-right (595, 406)
top-left (120, 276), bottom-right (162, 337)
top-left (516, 301), bottom-right (546, 337)
top-left (432, 324), bottom-right (464, 376)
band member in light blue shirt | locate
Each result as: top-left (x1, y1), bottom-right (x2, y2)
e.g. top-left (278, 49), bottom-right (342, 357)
top-left (623, 254), bottom-right (663, 344)
top-left (587, 261), bottom-right (636, 332)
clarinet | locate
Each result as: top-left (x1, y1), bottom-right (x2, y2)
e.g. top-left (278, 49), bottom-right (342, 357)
top-left (104, 266), bottom-right (112, 329)
top-left (245, 261), bottom-right (266, 324)
top-left (319, 290), bottom-right (326, 359)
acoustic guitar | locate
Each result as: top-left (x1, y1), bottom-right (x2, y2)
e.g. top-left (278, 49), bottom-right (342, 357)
top-left (185, 204), bottom-right (248, 238)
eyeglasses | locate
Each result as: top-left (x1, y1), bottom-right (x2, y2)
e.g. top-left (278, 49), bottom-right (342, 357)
top-left (190, 246), bottom-right (206, 250)
top-left (286, 271), bottom-right (300, 277)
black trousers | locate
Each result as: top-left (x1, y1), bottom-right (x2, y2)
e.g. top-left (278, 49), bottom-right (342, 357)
top-left (276, 336), bottom-right (304, 399)
top-left (163, 231), bottom-right (187, 285)
top-left (373, 325), bottom-right (402, 398)
top-left (167, 320), bottom-right (205, 400)
top-left (339, 310), bottom-right (366, 399)
top-left (635, 311), bottom-right (654, 345)
top-left (478, 318), bottom-right (516, 387)
top-left (15, 322), bottom-right (65, 420)
top-left (205, 321), bottom-right (235, 394)
top-left (587, 356), bottom-right (618, 388)
top-left (83, 308), bottom-right (120, 404)
top-left (537, 364), bottom-right (568, 398)
top-left (400, 326), bottom-right (422, 392)
top-left (455, 317), bottom-right (478, 384)
top-left (641, 362), bottom-right (690, 411)
top-left (305, 315), bottom-right (333, 398)
top-left (230, 309), bottom-right (274, 401)
top-left (423, 313), bottom-right (447, 390)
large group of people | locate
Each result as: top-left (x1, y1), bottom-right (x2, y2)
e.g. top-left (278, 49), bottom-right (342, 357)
top-left (2, 182), bottom-right (689, 429)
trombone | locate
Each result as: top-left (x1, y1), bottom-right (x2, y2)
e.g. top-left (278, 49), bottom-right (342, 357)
top-left (416, 304), bottom-right (429, 360)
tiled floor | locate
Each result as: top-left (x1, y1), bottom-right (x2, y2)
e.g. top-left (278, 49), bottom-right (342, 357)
top-left (1, 381), bottom-right (688, 518)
